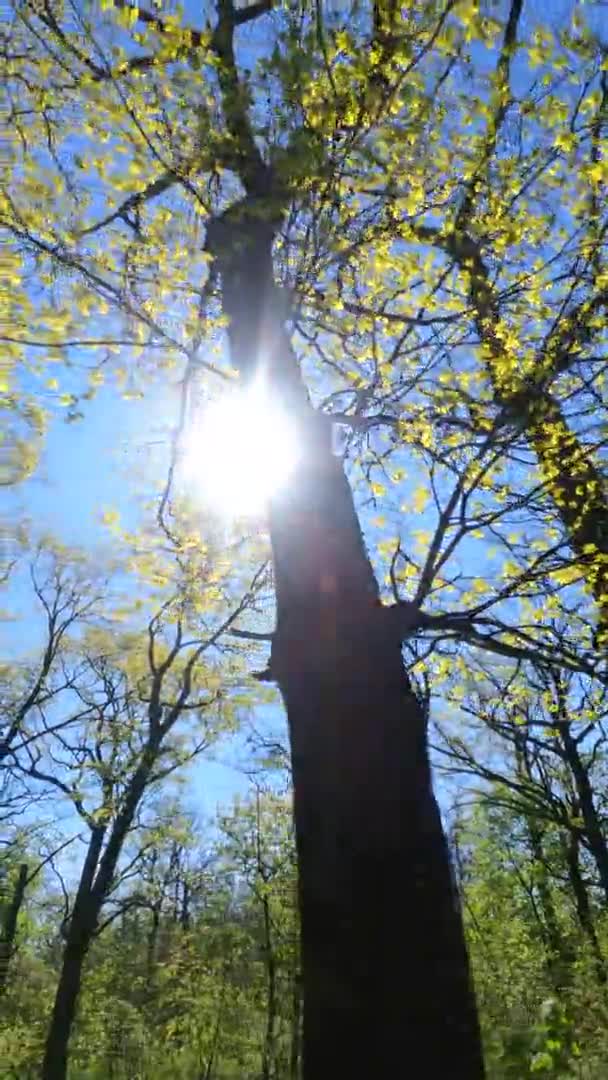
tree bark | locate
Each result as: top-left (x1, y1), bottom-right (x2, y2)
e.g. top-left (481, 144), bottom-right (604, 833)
top-left (256, 796), bottom-right (278, 1080)
top-left (41, 824), bottom-right (105, 1080)
top-left (210, 213), bottom-right (485, 1078)
top-left (260, 885), bottom-right (277, 1080)
top-left (525, 817), bottom-right (573, 987)
top-left (41, 756), bottom-right (154, 1079)
top-left (41, 911), bottom-right (97, 1080)
top-left (289, 963), bottom-right (301, 1080)
top-left (561, 726), bottom-right (608, 904)
top-left (563, 828), bottom-right (606, 985)
top-left (146, 903), bottom-right (161, 985)
top-left (0, 862), bottom-right (28, 995)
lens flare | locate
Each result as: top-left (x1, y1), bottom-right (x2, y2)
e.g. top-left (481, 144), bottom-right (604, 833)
top-left (181, 379), bottom-right (300, 518)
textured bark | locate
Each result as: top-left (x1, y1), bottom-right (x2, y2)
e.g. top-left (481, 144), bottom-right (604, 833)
top-left (210, 215), bottom-right (485, 1078)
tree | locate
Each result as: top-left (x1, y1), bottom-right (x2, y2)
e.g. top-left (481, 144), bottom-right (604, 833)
top-left (0, 833), bottom-right (76, 996)
top-left (1, 534), bottom-right (262, 1080)
top-left (5, 1), bottom-right (606, 1073)
top-left (453, 799), bottom-right (608, 1078)
top-left (2, 3), bottom-right (487, 1072)
top-left (0, 862), bottom-right (28, 995)
top-left (435, 648), bottom-right (608, 1004)
top-left (436, 657), bottom-right (608, 898)
top-left (0, 779), bottom-right (606, 1077)
top-left (218, 787), bottom-right (300, 1079)
top-left (0, 540), bottom-right (106, 765)
top-left (321, 0), bottom-right (607, 646)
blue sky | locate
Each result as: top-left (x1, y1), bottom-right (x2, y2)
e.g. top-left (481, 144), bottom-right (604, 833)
top-left (3, 376), bottom-right (260, 824)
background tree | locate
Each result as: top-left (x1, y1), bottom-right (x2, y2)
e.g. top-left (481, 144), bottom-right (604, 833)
top-left (1, 532), bottom-right (263, 1080)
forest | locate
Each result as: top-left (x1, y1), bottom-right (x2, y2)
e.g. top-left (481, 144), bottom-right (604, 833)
top-left (1, 0), bottom-right (607, 1077)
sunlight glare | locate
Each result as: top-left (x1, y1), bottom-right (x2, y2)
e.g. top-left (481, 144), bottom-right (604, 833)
top-left (184, 379), bottom-right (300, 518)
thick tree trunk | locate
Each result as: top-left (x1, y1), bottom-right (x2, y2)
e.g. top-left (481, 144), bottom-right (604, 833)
top-left (210, 213), bottom-right (485, 1078)
top-left (0, 862), bottom-right (28, 995)
top-left (41, 913), bottom-right (96, 1080)
top-left (270, 448), bottom-right (484, 1077)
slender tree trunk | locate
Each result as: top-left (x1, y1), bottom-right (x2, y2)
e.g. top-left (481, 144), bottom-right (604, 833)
top-left (256, 793), bottom-right (277, 1080)
top-left (0, 862), bottom-right (28, 994)
top-left (180, 880), bottom-right (190, 930)
top-left (440, 228), bottom-right (608, 637)
top-left (41, 824), bottom-right (105, 1080)
top-left (42, 757), bottom-right (154, 1079)
top-left (289, 962), bottom-right (301, 1080)
top-left (210, 213), bottom-right (485, 1078)
top-left (260, 888), bottom-right (277, 1080)
top-left (561, 726), bottom-right (608, 904)
top-left (146, 903), bottom-right (161, 985)
top-left (563, 828), bottom-right (606, 985)
top-left (201, 964), bottom-right (228, 1080)
top-left (525, 818), bottom-right (572, 987)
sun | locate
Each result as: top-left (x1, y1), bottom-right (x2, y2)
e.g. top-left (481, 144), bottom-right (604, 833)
top-left (181, 378), bottom-right (300, 518)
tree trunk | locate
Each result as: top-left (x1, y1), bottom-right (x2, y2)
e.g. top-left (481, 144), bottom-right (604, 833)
top-left (146, 903), bottom-right (161, 985)
top-left (180, 879), bottom-right (190, 930)
top-left (41, 898), bottom-right (98, 1080)
top-left (525, 818), bottom-right (572, 987)
top-left (41, 757), bottom-right (154, 1079)
top-left (271, 505), bottom-right (484, 1077)
top-left (561, 726), bottom-right (608, 904)
top-left (41, 823), bottom-right (105, 1080)
top-left (210, 213), bottom-right (485, 1078)
top-left (257, 796), bottom-right (277, 1080)
top-left (0, 862), bottom-right (28, 995)
top-left (563, 828), bottom-right (606, 985)
top-left (441, 228), bottom-right (608, 639)
top-left (289, 963), bottom-right (301, 1080)
top-left (260, 887), bottom-right (277, 1080)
